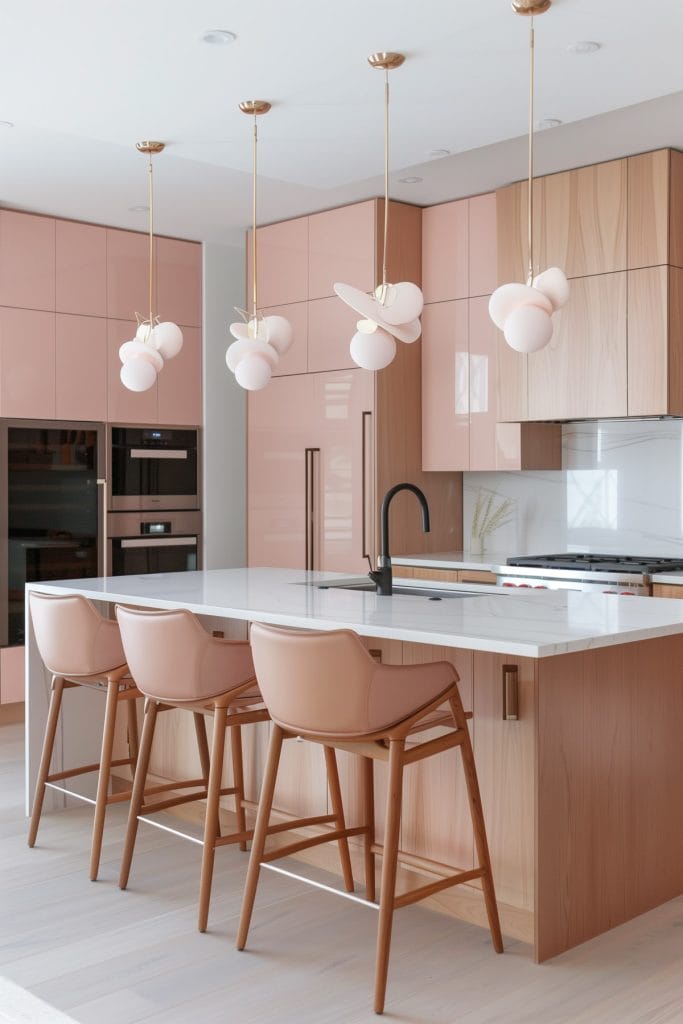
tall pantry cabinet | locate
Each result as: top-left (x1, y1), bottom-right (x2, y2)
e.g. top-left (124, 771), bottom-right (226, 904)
top-left (247, 200), bottom-right (461, 572)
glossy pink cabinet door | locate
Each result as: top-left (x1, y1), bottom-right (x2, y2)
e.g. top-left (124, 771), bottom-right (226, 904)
top-left (56, 220), bottom-right (107, 316)
top-left (308, 201), bottom-right (375, 299)
top-left (157, 325), bottom-right (202, 426)
top-left (247, 217), bottom-right (308, 309)
top-left (0, 211), bottom-right (55, 311)
top-left (156, 237), bottom-right (202, 327)
top-left (468, 296), bottom-right (498, 471)
top-left (106, 318), bottom-right (158, 424)
top-left (55, 314), bottom-right (108, 422)
top-left (421, 301), bottom-right (469, 471)
top-left (307, 296), bottom-right (359, 373)
top-left (263, 302), bottom-right (308, 376)
top-left (0, 646), bottom-right (24, 704)
top-left (106, 228), bottom-right (151, 321)
top-left (422, 200), bottom-right (468, 303)
top-left (0, 307), bottom-right (56, 418)
top-left (469, 193), bottom-right (498, 297)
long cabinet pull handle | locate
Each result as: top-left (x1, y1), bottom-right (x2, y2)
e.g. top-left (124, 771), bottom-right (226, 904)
top-left (304, 447), bottom-right (320, 572)
top-left (502, 664), bottom-right (519, 721)
top-left (97, 478), bottom-right (108, 578)
top-left (362, 410), bottom-right (372, 561)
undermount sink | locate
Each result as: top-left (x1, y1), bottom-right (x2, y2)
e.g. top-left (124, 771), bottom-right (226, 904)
top-left (315, 579), bottom-right (483, 601)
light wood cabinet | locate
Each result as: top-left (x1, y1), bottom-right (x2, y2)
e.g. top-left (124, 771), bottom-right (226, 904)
top-left (652, 583), bottom-right (683, 598)
top-left (0, 307), bottom-right (56, 418)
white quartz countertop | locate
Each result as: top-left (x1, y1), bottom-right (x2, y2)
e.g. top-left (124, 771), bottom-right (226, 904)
top-left (27, 567), bottom-right (683, 659)
top-left (392, 551), bottom-right (506, 572)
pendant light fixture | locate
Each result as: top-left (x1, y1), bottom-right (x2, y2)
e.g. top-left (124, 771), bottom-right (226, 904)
top-left (334, 52), bottom-right (423, 371)
top-left (489, 0), bottom-right (569, 353)
top-left (119, 142), bottom-right (184, 392)
top-left (226, 101), bottom-right (293, 391)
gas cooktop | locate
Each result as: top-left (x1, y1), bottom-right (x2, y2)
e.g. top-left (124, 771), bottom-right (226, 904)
top-left (506, 553), bottom-right (683, 574)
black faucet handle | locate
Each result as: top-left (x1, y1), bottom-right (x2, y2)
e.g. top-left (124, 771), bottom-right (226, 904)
top-left (366, 554), bottom-right (375, 574)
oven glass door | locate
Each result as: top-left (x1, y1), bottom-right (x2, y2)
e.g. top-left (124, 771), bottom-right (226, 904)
top-left (111, 536), bottom-right (198, 575)
top-left (110, 428), bottom-right (198, 510)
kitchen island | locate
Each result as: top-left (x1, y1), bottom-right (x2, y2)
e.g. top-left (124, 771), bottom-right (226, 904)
top-left (25, 567), bottom-right (683, 963)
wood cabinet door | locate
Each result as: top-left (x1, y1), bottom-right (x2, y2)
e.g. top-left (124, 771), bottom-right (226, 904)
top-left (495, 180), bottom-right (541, 289)
top-left (527, 272), bottom-right (627, 421)
top-left (627, 266), bottom-right (668, 415)
top-left (308, 201), bottom-right (375, 300)
top-left (0, 307), bottom-right (56, 418)
top-left (106, 228), bottom-right (150, 321)
top-left (56, 220), bottom-right (107, 317)
top-left (156, 237), bottom-right (202, 327)
top-left (55, 314), bottom-right (108, 422)
top-left (0, 211), bottom-right (55, 312)
top-left (106, 318), bottom-right (158, 425)
top-left (157, 325), bottom-right (202, 426)
top-left (247, 217), bottom-right (308, 308)
top-left (421, 300), bottom-right (469, 471)
top-left (627, 150), bottom-right (670, 270)
top-left (473, 652), bottom-right (537, 914)
top-left (306, 295), bottom-right (359, 373)
top-left (421, 199), bottom-right (468, 303)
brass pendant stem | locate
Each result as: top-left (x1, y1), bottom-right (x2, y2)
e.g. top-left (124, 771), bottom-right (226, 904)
top-left (527, 18), bottom-right (535, 286)
top-left (147, 151), bottom-right (155, 326)
top-left (382, 70), bottom-right (389, 291)
top-left (252, 111), bottom-right (258, 319)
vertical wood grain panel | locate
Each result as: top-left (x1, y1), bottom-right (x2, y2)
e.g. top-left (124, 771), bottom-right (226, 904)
top-left (668, 267), bottom-right (683, 414)
top-left (561, 160), bottom-right (627, 277)
top-left (627, 150), bottom-right (670, 269)
top-left (668, 150), bottom-right (683, 270)
top-left (627, 266), bottom-right (668, 415)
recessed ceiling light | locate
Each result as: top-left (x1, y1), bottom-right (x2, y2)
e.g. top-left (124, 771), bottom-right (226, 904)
top-left (201, 29), bottom-right (237, 45)
top-left (399, 176), bottom-right (423, 184)
top-left (428, 148), bottom-right (451, 158)
top-left (566, 40), bottom-right (601, 55)
top-left (536, 118), bottom-right (562, 129)
top-left (129, 204), bottom-right (149, 213)
top-left (0, 121), bottom-right (14, 128)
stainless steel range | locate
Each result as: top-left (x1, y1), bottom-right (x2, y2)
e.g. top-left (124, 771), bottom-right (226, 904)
top-left (496, 553), bottom-right (683, 595)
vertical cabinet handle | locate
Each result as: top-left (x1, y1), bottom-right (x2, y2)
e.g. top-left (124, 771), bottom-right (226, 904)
top-left (304, 448), bottom-right (320, 571)
top-left (361, 410), bottom-right (373, 562)
top-left (502, 664), bottom-right (519, 721)
top-left (97, 478), bottom-right (108, 578)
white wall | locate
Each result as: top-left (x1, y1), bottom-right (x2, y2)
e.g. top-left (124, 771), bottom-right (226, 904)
top-left (463, 419), bottom-right (683, 558)
top-left (202, 242), bottom-right (247, 568)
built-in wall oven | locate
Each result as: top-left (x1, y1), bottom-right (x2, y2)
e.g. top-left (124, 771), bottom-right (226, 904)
top-left (109, 426), bottom-right (199, 511)
top-left (107, 510), bottom-right (201, 576)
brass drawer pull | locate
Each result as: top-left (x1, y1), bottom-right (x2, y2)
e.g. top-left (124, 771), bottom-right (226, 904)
top-left (502, 664), bottom-right (519, 721)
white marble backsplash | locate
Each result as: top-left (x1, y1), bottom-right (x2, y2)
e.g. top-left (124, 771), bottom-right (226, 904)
top-left (463, 419), bottom-right (683, 558)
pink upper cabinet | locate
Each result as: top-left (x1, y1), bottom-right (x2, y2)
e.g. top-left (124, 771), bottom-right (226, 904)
top-left (306, 296), bottom-right (358, 373)
top-left (468, 193), bottom-right (498, 298)
top-left (247, 217), bottom-right (308, 309)
top-left (308, 201), bottom-right (376, 300)
top-left (106, 318), bottom-right (157, 424)
top-left (421, 300), bottom-right (469, 472)
top-left (157, 325), bottom-right (202, 426)
top-left (421, 200), bottom-right (468, 303)
top-left (156, 237), bottom-right (202, 328)
top-left (263, 302), bottom-right (308, 376)
top-left (55, 314), bottom-right (108, 422)
top-left (55, 220), bottom-right (107, 316)
top-left (106, 229), bottom-right (151, 321)
top-left (467, 296), bottom-right (498, 471)
top-left (0, 211), bottom-right (56, 311)
top-left (0, 307), bottom-right (56, 418)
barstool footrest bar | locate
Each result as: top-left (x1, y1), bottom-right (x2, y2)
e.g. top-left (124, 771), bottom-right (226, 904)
top-left (261, 862), bottom-right (378, 909)
top-left (394, 867), bottom-right (485, 909)
top-left (261, 824), bottom-right (367, 863)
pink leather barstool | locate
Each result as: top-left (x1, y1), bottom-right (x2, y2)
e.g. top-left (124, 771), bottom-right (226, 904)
top-left (28, 591), bottom-right (142, 881)
top-left (237, 622), bottom-right (504, 1015)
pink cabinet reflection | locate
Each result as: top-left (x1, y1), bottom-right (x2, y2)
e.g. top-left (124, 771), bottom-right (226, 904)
top-left (248, 369), bottom-right (374, 572)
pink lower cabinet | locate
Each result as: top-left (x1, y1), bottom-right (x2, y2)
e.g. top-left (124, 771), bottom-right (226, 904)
top-left (55, 314), bottom-right (108, 421)
top-left (0, 646), bottom-right (24, 704)
top-left (0, 307), bottom-right (56, 418)
top-left (248, 369), bottom-right (374, 572)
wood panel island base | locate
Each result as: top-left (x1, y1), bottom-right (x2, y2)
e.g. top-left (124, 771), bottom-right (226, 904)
top-left (25, 569), bottom-right (683, 964)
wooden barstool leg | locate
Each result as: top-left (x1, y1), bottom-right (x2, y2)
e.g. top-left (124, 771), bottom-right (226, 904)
top-left (126, 696), bottom-right (140, 767)
top-left (237, 723), bottom-right (285, 950)
top-left (323, 745), bottom-right (354, 893)
top-left (374, 739), bottom-right (404, 1016)
top-left (230, 722), bottom-right (247, 852)
top-left (448, 693), bottom-right (503, 954)
top-left (28, 675), bottom-right (65, 847)
top-left (198, 704), bottom-right (228, 932)
top-left (89, 678), bottom-right (119, 880)
top-left (193, 711), bottom-right (218, 837)
top-left (119, 698), bottom-right (158, 890)
top-left (362, 754), bottom-right (376, 902)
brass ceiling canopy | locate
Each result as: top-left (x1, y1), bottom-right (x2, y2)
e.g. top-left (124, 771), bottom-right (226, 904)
top-left (367, 51), bottom-right (405, 70)
top-left (512, 0), bottom-right (551, 13)
top-left (239, 100), bottom-right (271, 116)
top-left (135, 141), bottom-right (165, 155)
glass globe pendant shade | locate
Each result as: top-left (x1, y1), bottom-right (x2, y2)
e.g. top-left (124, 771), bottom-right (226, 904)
top-left (376, 281), bottom-right (424, 326)
top-left (532, 267), bottom-right (570, 311)
top-left (120, 357), bottom-right (158, 392)
top-left (226, 336), bottom-right (279, 374)
top-left (503, 303), bottom-right (554, 353)
top-left (119, 338), bottom-right (164, 372)
top-left (350, 322), bottom-right (397, 370)
top-left (234, 352), bottom-right (273, 390)
top-left (263, 314), bottom-right (293, 354)
top-left (152, 321), bottom-right (184, 360)
top-left (488, 283), bottom-right (553, 330)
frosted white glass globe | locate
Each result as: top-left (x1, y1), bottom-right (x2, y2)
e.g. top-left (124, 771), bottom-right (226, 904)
top-left (503, 304), bottom-right (554, 353)
top-left (350, 326), bottom-right (396, 370)
top-left (377, 281), bottom-right (424, 326)
top-left (120, 358), bottom-right (157, 392)
top-left (399, 317), bottom-right (422, 344)
top-left (119, 339), bottom-right (164, 372)
top-left (488, 282), bottom-right (553, 329)
top-left (532, 267), bottom-right (570, 311)
top-left (226, 337), bottom-right (279, 373)
top-left (234, 352), bottom-right (272, 390)
top-left (263, 315), bottom-right (293, 354)
top-left (152, 322), bottom-right (183, 360)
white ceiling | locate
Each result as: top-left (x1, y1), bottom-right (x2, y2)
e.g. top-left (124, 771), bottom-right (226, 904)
top-left (2, 0), bottom-right (683, 245)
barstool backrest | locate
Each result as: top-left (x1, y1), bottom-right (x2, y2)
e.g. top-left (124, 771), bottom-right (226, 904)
top-left (250, 622), bottom-right (455, 738)
top-left (29, 591), bottom-right (126, 678)
top-left (116, 605), bottom-right (256, 703)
